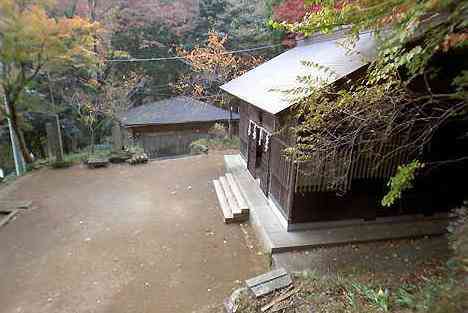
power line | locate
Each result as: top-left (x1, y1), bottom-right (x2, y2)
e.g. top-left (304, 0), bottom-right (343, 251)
top-left (106, 30), bottom-right (375, 63)
top-left (106, 43), bottom-right (283, 63)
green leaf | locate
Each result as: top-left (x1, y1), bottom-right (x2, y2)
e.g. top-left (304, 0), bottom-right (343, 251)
top-left (382, 160), bottom-right (425, 207)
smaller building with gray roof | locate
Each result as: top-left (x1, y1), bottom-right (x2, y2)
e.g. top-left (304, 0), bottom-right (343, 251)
top-left (120, 96), bottom-right (239, 158)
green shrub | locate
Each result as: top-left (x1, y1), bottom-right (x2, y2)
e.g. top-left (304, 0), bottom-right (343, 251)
top-left (50, 160), bottom-right (73, 169)
top-left (208, 123), bottom-right (228, 138)
top-left (190, 136), bottom-right (240, 154)
top-left (64, 151), bottom-right (88, 163)
top-left (398, 204), bottom-right (468, 313)
top-left (108, 151), bottom-right (132, 163)
top-left (352, 282), bottom-right (390, 312)
top-left (189, 141), bottom-right (209, 155)
top-left (448, 204), bottom-right (468, 276)
top-left (220, 136), bottom-right (240, 149)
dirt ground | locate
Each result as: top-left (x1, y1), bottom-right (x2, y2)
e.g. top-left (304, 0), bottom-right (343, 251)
top-left (0, 152), bottom-right (268, 313)
top-left (273, 235), bottom-right (450, 277)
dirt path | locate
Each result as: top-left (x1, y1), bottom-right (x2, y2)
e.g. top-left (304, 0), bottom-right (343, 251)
top-left (0, 152), bottom-right (268, 313)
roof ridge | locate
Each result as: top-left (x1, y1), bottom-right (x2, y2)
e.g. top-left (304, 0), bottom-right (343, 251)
top-left (296, 28), bottom-right (373, 47)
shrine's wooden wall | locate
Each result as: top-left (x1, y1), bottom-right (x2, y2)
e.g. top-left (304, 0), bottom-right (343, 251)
top-left (290, 119), bottom-right (468, 224)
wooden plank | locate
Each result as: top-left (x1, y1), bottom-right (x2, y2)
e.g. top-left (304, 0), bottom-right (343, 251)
top-left (270, 302), bottom-right (294, 313)
top-left (226, 173), bottom-right (249, 214)
top-left (0, 209), bottom-right (18, 228)
top-left (213, 179), bottom-right (233, 223)
top-left (245, 268), bottom-right (288, 288)
top-left (261, 287), bottom-right (297, 312)
top-left (0, 200), bottom-right (32, 210)
top-left (249, 273), bottom-right (292, 298)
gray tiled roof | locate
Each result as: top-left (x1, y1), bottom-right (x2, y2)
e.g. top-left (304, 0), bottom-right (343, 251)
top-left (120, 96), bottom-right (239, 127)
top-left (220, 31), bottom-right (377, 115)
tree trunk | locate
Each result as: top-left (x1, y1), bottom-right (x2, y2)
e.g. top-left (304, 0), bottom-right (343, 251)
top-left (90, 127), bottom-right (95, 154)
top-left (12, 123), bottom-right (33, 164)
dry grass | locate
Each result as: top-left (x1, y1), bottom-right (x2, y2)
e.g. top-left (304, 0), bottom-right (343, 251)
top-left (234, 260), bottom-right (467, 313)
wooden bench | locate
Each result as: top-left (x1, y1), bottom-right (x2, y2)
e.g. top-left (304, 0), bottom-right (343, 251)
top-left (87, 158), bottom-right (109, 169)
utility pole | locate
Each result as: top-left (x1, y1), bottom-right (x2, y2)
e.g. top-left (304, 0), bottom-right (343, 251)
top-left (4, 96), bottom-right (26, 176)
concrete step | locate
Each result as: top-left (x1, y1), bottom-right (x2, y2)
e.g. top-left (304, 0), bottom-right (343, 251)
top-left (213, 179), bottom-right (233, 223)
top-left (226, 173), bottom-right (249, 214)
top-left (219, 176), bottom-right (242, 217)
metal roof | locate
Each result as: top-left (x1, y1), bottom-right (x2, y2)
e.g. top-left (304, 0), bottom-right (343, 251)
top-left (120, 96), bottom-right (239, 127)
top-left (220, 31), bottom-right (377, 115)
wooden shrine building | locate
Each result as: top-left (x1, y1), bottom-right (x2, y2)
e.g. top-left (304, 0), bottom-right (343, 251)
top-left (220, 31), bottom-right (456, 228)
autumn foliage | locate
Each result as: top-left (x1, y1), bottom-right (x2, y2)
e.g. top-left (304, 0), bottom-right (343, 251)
top-left (272, 0), bottom-right (321, 23)
top-left (175, 32), bottom-right (262, 102)
top-left (0, 0), bottom-right (98, 162)
top-left (0, 0), bottom-right (98, 67)
top-left (271, 0), bottom-right (356, 25)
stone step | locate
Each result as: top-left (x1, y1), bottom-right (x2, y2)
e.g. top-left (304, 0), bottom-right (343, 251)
top-left (226, 173), bottom-right (249, 214)
top-left (213, 179), bottom-right (234, 223)
top-left (219, 176), bottom-right (242, 217)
